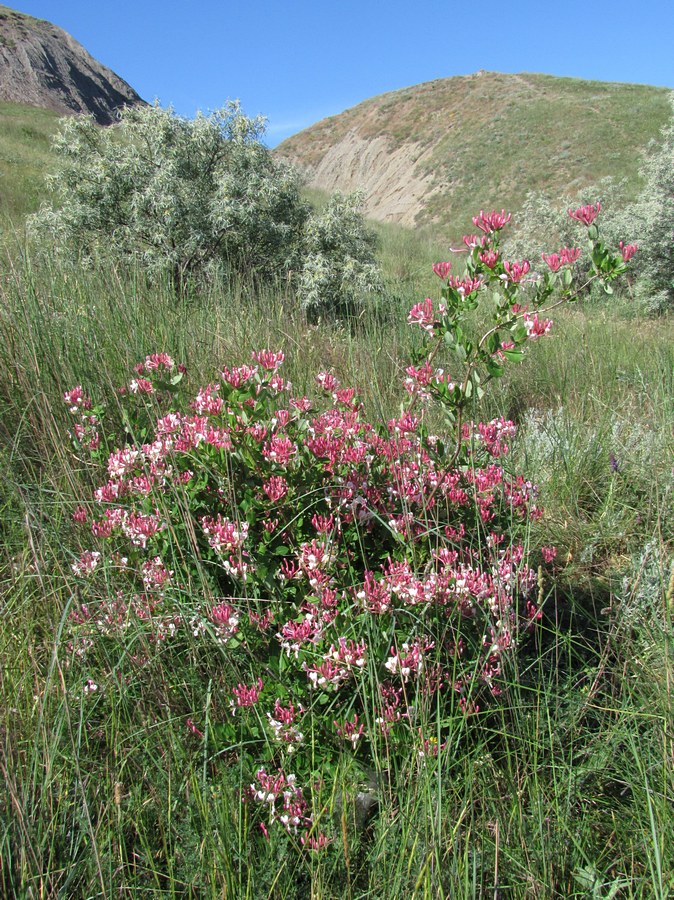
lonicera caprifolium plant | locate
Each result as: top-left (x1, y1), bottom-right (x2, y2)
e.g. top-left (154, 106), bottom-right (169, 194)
top-left (63, 206), bottom-right (632, 851)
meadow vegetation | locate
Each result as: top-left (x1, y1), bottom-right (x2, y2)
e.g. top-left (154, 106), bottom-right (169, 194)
top-left (0, 102), bottom-right (673, 900)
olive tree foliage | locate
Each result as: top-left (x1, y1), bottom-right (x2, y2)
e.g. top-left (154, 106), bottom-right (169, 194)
top-left (297, 192), bottom-right (382, 317)
top-left (30, 102), bottom-right (382, 310)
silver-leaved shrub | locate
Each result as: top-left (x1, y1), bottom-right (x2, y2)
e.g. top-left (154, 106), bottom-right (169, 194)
top-left (30, 102), bottom-right (382, 310)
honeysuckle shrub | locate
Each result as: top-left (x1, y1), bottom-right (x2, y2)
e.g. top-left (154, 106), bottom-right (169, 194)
top-left (62, 208), bottom-right (632, 851)
top-left (29, 102), bottom-right (381, 310)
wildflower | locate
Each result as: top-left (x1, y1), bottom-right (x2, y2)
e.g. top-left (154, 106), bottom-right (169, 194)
top-left (137, 352), bottom-right (175, 373)
top-left (432, 261), bottom-right (452, 279)
top-left (334, 713), bottom-right (365, 747)
top-left (523, 313), bottom-right (553, 339)
top-left (209, 602), bottom-right (240, 643)
top-left (232, 677), bottom-right (263, 708)
top-left (407, 298), bottom-right (440, 333)
top-left (72, 550), bottom-right (101, 577)
top-left (141, 556), bottom-right (172, 590)
top-left (263, 475), bottom-right (289, 502)
top-left (479, 249), bottom-right (499, 269)
top-left (262, 435), bottom-right (298, 466)
top-left (302, 832), bottom-right (330, 851)
top-left (462, 233), bottom-right (488, 249)
top-left (619, 241), bottom-right (638, 262)
top-left (560, 246), bottom-right (582, 265)
top-left (200, 515), bottom-right (248, 554)
top-left (186, 718), bottom-right (204, 738)
top-left (83, 678), bottom-right (98, 695)
top-left (315, 371), bottom-right (339, 392)
top-left (253, 349), bottom-right (285, 371)
top-left (472, 209), bottom-right (512, 234)
top-left (267, 699), bottom-right (304, 748)
top-left (541, 546), bottom-right (557, 563)
top-left (129, 378), bottom-right (154, 394)
top-left (72, 506), bottom-right (88, 523)
top-left (107, 447), bottom-right (140, 479)
top-left (64, 386), bottom-right (92, 413)
top-left (311, 512), bottom-right (334, 533)
top-left (221, 363), bottom-right (257, 387)
top-left (448, 275), bottom-right (483, 296)
top-left (542, 252), bottom-right (562, 272)
top-left (193, 384), bottom-right (223, 415)
top-left (502, 259), bottom-right (530, 283)
top-left (568, 202), bottom-right (600, 226)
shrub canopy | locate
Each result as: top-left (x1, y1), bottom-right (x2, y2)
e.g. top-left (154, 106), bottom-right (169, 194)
top-left (31, 102), bottom-right (381, 310)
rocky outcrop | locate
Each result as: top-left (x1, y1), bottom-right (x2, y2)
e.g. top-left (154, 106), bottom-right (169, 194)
top-left (0, 5), bottom-right (144, 124)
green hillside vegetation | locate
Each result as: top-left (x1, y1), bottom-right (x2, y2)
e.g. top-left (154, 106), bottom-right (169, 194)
top-left (280, 71), bottom-right (672, 235)
top-left (0, 101), bottom-right (61, 222)
top-left (0, 93), bottom-right (673, 897)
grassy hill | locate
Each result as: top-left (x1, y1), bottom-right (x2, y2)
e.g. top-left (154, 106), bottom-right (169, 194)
top-left (279, 71), bottom-right (672, 236)
top-left (0, 100), bottom-right (60, 222)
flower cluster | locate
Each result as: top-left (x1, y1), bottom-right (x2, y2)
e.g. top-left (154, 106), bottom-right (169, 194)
top-left (62, 206), bottom-right (633, 854)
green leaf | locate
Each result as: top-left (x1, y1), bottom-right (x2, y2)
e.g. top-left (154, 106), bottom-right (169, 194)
top-left (485, 358), bottom-right (504, 378)
top-left (503, 348), bottom-right (525, 363)
top-left (487, 332), bottom-right (501, 354)
top-left (511, 322), bottom-right (528, 343)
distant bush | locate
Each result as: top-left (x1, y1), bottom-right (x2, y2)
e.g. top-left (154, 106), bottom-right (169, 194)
top-left (296, 191), bottom-right (382, 317)
top-left (505, 93), bottom-right (674, 313)
top-left (30, 102), bottom-right (382, 310)
top-left (631, 93), bottom-right (674, 311)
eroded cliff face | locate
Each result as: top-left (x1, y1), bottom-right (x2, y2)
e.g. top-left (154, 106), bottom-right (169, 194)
top-left (0, 5), bottom-right (144, 124)
top-left (278, 73), bottom-right (672, 233)
top-left (301, 131), bottom-right (435, 226)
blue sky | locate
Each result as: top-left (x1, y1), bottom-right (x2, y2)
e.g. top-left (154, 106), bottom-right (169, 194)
top-left (9, 0), bottom-right (674, 145)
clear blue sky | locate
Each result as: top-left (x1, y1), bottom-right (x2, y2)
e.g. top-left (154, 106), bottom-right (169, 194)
top-left (9, 0), bottom-right (674, 146)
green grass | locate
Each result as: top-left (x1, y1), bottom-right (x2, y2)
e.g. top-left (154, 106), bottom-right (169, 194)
top-left (1, 221), bottom-right (673, 897)
top-left (0, 101), bottom-right (61, 222)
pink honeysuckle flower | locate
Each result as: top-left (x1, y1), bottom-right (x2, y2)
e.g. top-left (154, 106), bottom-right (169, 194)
top-left (472, 209), bottom-right (512, 234)
top-left (315, 371), bottom-right (339, 392)
top-left (479, 249), bottom-right (499, 269)
top-left (334, 713), bottom-right (365, 747)
top-left (407, 298), bottom-right (437, 333)
top-left (232, 677), bottom-right (263, 708)
top-left (432, 261), bottom-right (452, 280)
top-left (619, 241), bottom-right (638, 262)
top-left (64, 385), bottom-right (92, 413)
top-left (568, 202), bottom-right (600, 226)
top-left (502, 260), bottom-right (530, 283)
top-left (200, 514), bottom-right (248, 554)
top-left (462, 233), bottom-right (488, 249)
top-left (253, 349), bottom-right (285, 371)
top-left (560, 246), bottom-right (582, 265)
top-left (263, 475), bottom-right (289, 502)
top-left (72, 506), bottom-right (88, 523)
top-left (541, 252), bottom-right (562, 272)
top-left (523, 313), bottom-right (553, 339)
top-left (221, 363), bottom-right (257, 388)
top-left (448, 275), bottom-right (483, 296)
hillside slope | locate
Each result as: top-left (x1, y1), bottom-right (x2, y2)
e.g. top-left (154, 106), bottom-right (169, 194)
top-left (0, 5), bottom-right (144, 125)
top-left (278, 72), bottom-right (672, 235)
